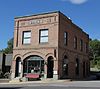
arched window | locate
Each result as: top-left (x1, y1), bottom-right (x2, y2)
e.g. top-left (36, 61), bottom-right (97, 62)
top-left (62, 55), bottom-right (68, 77)
top-left (76, 58), bottom-right (79, 75)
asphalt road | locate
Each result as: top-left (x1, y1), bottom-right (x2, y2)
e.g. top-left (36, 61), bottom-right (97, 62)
top-left (0, 81), bottom-right (100, 89)
top-left (0, 86), bottom-right (99, 89)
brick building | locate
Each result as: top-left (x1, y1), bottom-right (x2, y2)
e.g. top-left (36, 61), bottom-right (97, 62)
top-left (0, 53), bottom-right (12, 78)
top-left (11, 11), bottom-right (89, 81)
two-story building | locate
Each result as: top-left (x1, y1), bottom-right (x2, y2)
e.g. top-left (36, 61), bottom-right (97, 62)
top-left (11, 11), bottom-right (89, 81)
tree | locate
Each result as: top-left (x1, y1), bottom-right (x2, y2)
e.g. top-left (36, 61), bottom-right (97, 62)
top-left (0, 38), bottom-right (13, 54)
top-left (89, 39), bottom-right (100, 60)
top-left (89, 39), bottom-right (100, 69)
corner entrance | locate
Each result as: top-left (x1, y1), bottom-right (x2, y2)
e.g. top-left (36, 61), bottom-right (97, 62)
top-left (47, 56), bottom-right (54, 78)
top-left (23, 55), bottom-right (44, 78)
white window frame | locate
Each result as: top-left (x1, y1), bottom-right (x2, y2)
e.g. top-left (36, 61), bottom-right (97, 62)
top-left (23, 31), bottom-right (31, 44)
top-left (39, 29), bottom-right (48, 43)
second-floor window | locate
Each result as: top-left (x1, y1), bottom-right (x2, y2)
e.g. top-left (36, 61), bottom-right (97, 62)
top-left (64, 32), bottom-right (68, 45)
top-left (22, 31), bottom-right (31, 44)
top-left (80, 39), bottom-right (83, 51)
top-left (85, 42), bottom-right (88, 53)
top-left (74, 36), bottom-right (77, 49)
top-left (39, 29), bottom-right (48, 43)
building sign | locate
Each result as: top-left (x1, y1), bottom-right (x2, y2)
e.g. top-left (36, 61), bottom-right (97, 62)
top-left (18, 16), bottom-right (57, 27)
top-left (53, 71), bottom-right (57, 74)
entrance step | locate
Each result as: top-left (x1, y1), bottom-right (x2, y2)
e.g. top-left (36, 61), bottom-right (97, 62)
top-left (42, 78), bottom-right (55, 81)
top-left (0, 79), bottom-right (9, 83)
top-left (9, 77), bottom-right (21, 83)
top-left (42, 78), bottom-right (71, 83)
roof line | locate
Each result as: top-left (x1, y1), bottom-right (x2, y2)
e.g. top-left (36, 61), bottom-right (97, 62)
top-left (15, 11), bottom-right (60, 19)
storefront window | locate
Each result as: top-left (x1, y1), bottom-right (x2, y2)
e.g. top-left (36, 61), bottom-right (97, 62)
top-left (23, 56), bottom-right (44, 76)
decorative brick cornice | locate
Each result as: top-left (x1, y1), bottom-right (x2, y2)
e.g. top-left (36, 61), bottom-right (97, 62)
top-left (13, 47), bottom-right (58, 50)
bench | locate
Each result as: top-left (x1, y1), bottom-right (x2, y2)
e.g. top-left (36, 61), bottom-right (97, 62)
top-left (25, 73), bottom-right (40, 79)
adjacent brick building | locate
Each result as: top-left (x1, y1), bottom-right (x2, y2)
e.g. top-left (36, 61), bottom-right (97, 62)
top-left (0, 53), bottom-right (12, 77)
top-left (11, 11), bottom-right (89, 80)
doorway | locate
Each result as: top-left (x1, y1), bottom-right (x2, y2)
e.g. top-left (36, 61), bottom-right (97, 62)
top-left (83, 62), bottom-right (86, 77)
top-left (62, 55), bottom-right (68, 78)
top-left (47, 56), bottom-right (54, 78)
top-left (23, 55), bottom-right (44, 77)
top-left (15, 57), bottom-right (21, 77)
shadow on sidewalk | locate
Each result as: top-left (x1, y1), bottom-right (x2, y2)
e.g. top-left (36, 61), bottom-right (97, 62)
top-left (0, 87), bottom-right (22, 89)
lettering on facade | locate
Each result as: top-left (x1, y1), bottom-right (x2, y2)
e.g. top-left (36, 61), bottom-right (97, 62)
top-left (19, 16), bottom-right (57, 27)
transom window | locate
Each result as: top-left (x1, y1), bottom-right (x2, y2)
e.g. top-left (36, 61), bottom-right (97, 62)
top-left (39, 29), bottom-right (48, 43)
top-left (22, 31), bottom-right (31, 44)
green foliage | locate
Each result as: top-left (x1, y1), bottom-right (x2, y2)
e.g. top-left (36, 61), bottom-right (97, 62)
top-left (0, 38), bottom-right (13, 54)
top-left (97, 60), bottom-right (100, 69)
top-left (89, 39), bottom-right (100, 57)
top-left (89, 39), bottom-right (100, 69)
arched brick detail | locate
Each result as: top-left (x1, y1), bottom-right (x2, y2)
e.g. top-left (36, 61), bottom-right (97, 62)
top-left (74, 55), bottom-right (80, 61)
top-left (45, 53), bottom-right (56, 61)
top-left (22, 51), bottom-right (45, 60)
top-left (62, 52), bottom-right (69, 59)
top-left (13, 54), bottom-right (22, 61)
top-left (74, 55), bottom-right (84, 63)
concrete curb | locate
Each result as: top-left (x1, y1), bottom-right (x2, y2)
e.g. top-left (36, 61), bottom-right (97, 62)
top-left (0, 79), bottom-right (72, 85)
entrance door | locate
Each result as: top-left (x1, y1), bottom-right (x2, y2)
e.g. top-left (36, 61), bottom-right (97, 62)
top-left (83, 62), bottom-right (86, 77)
top-left (47, 56), bottom-right (54, 78)
top-left (15, 57), bottom-right (21, 77)
top-left (62, 55), bottom-right (68, 78)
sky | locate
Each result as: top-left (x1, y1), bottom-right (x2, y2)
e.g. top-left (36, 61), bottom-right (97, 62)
top-left (0, 0), bottom-right (100, 50)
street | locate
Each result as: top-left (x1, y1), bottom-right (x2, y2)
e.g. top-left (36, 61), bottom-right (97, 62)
top-left (0, 86), bottom-right (99, 89)
top-left (0, 81), bottom-right (100, 89)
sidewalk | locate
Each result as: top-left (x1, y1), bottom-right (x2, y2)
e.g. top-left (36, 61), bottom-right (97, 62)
top-left (0, 79), bottom-right (9, 83)
top-left (0, 79), bottom-right (72, 85)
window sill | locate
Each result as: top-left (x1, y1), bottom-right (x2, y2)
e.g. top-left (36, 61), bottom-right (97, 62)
top-left (22, 43), bottom-right (31, 45)
top-left (39, 42), bottom-right (49, 45)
